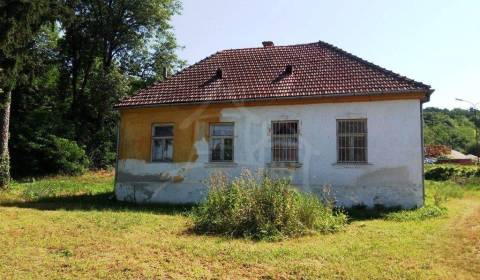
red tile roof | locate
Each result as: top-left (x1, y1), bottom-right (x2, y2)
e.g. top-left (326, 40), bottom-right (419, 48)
top-left (115, 41), bottom-right (432, 108)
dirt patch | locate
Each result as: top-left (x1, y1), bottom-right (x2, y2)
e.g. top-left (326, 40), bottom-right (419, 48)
top-left (438, 198), bottom-right (480, 278)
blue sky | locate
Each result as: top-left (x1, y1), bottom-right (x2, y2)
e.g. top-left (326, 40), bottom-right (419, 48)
top-left (172, 0), bottom-right (480, 109)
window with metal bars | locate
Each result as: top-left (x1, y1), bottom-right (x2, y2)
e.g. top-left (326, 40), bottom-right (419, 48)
top-left (271, 121), bottom-right (299, 162)
top-left (151, 124), bottom-right (174, 162)
top-left (209, 123), bottom-right (234, 162)
top-left (337, 119), bottom-right (367, 163)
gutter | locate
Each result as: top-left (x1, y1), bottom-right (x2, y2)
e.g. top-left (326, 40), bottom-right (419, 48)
top-left (113, 89), bottom-right (432, 111)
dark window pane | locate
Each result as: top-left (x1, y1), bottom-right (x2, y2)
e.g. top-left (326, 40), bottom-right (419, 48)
top-left (224, 149), bottom-right (233, 161)
top-left (153, 139), bottom-right (173, 161)
top-left (354, 135), bottom-right (365, 148)
top-left (224, 138), bottom-right (233, 149)
top-left (271, 121), bottom-right (299, 162)
top-left (211, 139), bottom-right (222, 161)
top-left (354, 148), bottom-right (365, 162)
top-left (164, 139), bottom-right (173, 160)
top-left (273, 121), bottom-right (298, 135)
top-left (153, 139), bottom-right (163, 160)
top-left (338, 136), bottom-right (350, 148)
top-left (154, 125), bottom-right (173, 137)
top-left (337, 119), bottom-right (367, 163)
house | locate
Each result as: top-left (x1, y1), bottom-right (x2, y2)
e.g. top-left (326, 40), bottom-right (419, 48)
top-left (114, 41), bottom-right (433, 209)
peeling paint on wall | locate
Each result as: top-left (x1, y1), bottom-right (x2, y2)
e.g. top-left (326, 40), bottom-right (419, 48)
top-left (116, 99), bottom-right (424, 208)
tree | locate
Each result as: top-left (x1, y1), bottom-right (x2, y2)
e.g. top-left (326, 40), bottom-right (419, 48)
top-left (0, 0), bottom-right (57, 187)
top-left (423, 107), bottom-right (477, 154)
top-left (3, 0), bottom-right (185, 178)
top-left (57, 0), bottom-right (184, 167)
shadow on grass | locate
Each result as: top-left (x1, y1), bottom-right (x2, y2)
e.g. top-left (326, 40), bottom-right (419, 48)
top-left (344, 204), bottom-right (404, 221)
top-left (0, 192), bottom-right (194, 215)
top-left (0, 192), bottom-right (409, 221)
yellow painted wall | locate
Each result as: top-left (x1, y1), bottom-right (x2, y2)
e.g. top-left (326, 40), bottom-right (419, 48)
top-left (118, 92), bottom-right (427, 162)
top-left (119, 104), bottom-right (225, 162)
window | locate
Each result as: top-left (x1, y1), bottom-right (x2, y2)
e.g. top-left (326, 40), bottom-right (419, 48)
top-left (152, 124), bottom-right (174, 162)
top-left (337, 119), bottom-right (367, 163)
top-left (210, 123), bottom-right (234, 162)
top-left (271, 121), bottom-right (299, 162)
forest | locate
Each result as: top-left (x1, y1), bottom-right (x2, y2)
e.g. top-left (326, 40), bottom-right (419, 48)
top-left (1, 1), bottom-right (479, 185)
top-left (1, 0), bottom-right (184, 184)
top-left (423, 107), bottom-right (479, 155)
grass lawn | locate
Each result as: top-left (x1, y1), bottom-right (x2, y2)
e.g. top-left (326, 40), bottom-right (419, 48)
top-left (0, 172), bottom-right (479, 279)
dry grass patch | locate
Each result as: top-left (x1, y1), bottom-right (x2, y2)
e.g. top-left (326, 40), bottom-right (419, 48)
top-left (0, 172), bottom-right (479, 279)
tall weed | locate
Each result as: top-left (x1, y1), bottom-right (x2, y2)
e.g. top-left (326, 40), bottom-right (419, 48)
top-left (191, 170), bottom-right (347, 240)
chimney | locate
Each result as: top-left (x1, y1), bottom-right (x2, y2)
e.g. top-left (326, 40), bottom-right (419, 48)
top-left (262, 41), bottom-right (274, 47)
top-left (162, 67), bottom-right (169, 79)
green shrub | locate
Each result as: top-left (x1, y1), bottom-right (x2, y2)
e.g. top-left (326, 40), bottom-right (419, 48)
top-left (12, 134), bottom-right (89, 177)
top-left (46, 136), bottom-right (90, 175)
top-left (425, 164), bottom-right (480, 181)
top-left (191, 171), bottom-right (347, 240)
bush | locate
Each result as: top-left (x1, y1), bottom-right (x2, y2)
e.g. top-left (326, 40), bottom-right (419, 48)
top-left (11, 134), bottom-right (89, 177)
top-left (191, 171), bottom-right (347, 240)
top-left (45, 136), bottom-right (90, 175)
top-left (425, 164), bottom-right (480, 181)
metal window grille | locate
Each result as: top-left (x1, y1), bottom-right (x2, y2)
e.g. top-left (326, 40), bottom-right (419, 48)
top-left (271, 121), bottom-right (299, 162)
top-left (337, 119), bottom-right (367, 163)
top-left (151, 124), bottom-right (174, 162)
top-left (210, 123), bottom-right (234, 162)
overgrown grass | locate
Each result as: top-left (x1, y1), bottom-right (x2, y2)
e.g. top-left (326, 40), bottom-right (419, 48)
top-left (191, 171), bottom-right (347, 240)
top-left (0, 172), bottom-right (479, 278)
top-left (384, 205), bottom-right (447, 221)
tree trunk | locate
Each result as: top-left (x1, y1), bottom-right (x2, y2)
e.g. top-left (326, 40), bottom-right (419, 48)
top-left (0, 90), bottom-right (11, 188)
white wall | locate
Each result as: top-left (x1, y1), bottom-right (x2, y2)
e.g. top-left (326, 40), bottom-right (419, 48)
top-left (115, 99), bottom-right (424, 208)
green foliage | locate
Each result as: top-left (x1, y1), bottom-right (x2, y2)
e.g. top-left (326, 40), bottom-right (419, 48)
top-left (423, 107), bottom-right (478, 154)
top-left (0, 0), bottom-right (58, 187)
top-left (44, 135), bottom-right (90, 176)
top-left (13, 134), bottom-right (89, 177)
top-left (6, 0), bottom-right (185, 178)
top-left (191, 171), bottom-right (348, 240)
top-left (425, 164), bottom-right (480, 181)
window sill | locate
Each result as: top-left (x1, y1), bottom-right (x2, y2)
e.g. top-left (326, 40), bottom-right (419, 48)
top-left (204, 162), bottom-right (238, 168)
top-left (332, 162), bottom-right (373, 168)
top-left (266, 162), bottom-right (303, 169)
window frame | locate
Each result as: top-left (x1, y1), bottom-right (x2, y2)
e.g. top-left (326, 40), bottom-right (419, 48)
top-left (271, 120), bottom-right (299, 163)
top-left (336, 119), bottom-right (368, 164)
top-left (209, 122), bottom-right (235, 162)
top-left (151, 123), bottom-right (174, 162)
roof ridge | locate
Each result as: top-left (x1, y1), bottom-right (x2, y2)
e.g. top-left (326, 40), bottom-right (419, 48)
top-left (115, 40), bottom-right (433, 108)
top-left (220, 42), bottom-right (319, 53)
top-left (316, 40), bottom-right (431, 89)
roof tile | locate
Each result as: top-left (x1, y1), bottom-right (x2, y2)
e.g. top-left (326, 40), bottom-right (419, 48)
top-left (116, 41), bottom-right (431, 108)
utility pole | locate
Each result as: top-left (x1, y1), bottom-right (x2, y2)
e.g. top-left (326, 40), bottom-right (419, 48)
top-left (455, 98), bottom-right (480, 165)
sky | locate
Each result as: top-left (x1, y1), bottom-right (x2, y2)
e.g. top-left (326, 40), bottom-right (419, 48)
top-left (171, 0), bottom-right (480, 109)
